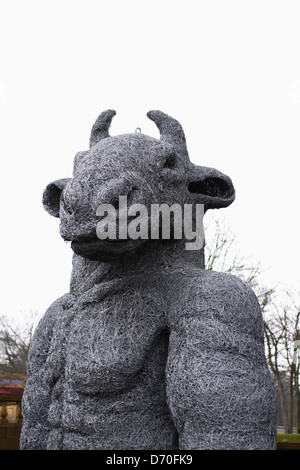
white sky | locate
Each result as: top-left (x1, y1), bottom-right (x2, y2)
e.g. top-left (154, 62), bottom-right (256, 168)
top-left (0, 0), bottom-right (299, 322)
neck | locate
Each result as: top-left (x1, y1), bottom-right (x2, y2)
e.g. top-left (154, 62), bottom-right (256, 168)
top-left (69, 239), bottom-right (205, 296)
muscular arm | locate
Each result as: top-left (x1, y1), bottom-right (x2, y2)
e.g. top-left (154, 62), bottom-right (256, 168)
top-left (165, 271), bottom-right (276, 450)
top-left (20, 294), bottom-right (71, 450)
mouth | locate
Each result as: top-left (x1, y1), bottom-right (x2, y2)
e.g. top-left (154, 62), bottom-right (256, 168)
top-left (70, 235), bottom-right (143, 260)
top-left (71, 232), bottom-right (132, 244)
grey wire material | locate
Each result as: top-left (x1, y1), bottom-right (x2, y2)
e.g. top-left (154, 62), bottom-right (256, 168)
top-left (20, 110), bottom-right (276, 450)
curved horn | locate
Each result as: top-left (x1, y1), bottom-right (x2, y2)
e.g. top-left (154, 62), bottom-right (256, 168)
top-left (147, 110), bottom-right (189, 162)
top-left (89, 109), bottom-right (116, 148)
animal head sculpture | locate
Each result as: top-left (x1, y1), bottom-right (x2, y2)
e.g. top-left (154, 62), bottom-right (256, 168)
top-left (43, 110), bottom-right (235, 261)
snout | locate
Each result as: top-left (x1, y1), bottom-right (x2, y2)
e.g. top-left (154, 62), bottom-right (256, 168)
top-left (59, 174), bottom-right (150, 260)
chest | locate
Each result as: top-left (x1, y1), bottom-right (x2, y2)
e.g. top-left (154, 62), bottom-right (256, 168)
top-left (47, 283), bottom-right (168, 394)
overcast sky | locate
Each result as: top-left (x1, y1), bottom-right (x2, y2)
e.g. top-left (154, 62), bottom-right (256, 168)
top-left (0, 0), bottom-right (299, 322)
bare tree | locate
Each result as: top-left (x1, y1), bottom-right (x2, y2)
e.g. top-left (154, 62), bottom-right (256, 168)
top-left (204, 214), bottom-right (300, 433)
top-left (204, 215), bottom-right (275, 308)
top-left (264, 293), bottom-right (300, 433)
top-left (0, 311), bottom-right (38, 373)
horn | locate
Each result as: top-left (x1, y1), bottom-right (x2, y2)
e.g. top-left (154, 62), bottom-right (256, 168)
top-left (147, 110), bottom-right (188, 161)
top-left (89, 109), bottom-right (116, 148)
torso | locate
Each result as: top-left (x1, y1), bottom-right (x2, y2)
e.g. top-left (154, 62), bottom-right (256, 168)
top-left (43, 276), bottom-right (178, 449)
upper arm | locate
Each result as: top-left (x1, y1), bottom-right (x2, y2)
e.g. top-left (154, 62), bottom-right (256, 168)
top-left (165, 271), bottom-right (275, 449)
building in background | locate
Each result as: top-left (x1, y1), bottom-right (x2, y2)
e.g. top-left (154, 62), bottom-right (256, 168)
top-left (0, 369), bottom-right (26, 450)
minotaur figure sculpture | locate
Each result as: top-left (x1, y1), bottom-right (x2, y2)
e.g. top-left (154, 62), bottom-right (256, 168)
top-left (20, 110), bottom-right (276, 450)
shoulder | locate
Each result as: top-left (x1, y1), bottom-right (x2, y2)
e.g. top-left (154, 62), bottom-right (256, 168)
top-left (35, 293), bottom-right (73, 333)
top-left (197, 269), bottom-right (259, 305)
top-left (192, 269), bottom-right (260, 312)
top-left (28, 293), bottom-right (74, 367)
top-left (167, 269), bottom-right (262, 331)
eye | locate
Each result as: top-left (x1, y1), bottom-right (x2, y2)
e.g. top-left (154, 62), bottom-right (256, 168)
top-left (61, 193), bottom-right (73, 215)
top-left (63, 202), bottom-right (73, 215)
top-left (160, 153), bottom-right (176, 170)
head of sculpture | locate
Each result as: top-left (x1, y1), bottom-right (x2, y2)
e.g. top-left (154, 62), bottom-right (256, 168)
top-left (43, 110), bottom-right (235, 261)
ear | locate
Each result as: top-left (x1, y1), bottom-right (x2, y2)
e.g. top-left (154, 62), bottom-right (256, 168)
top-left (187, 165), bottom-right (235, 210)
top-left (42, 178), bottom-right (71, 217)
